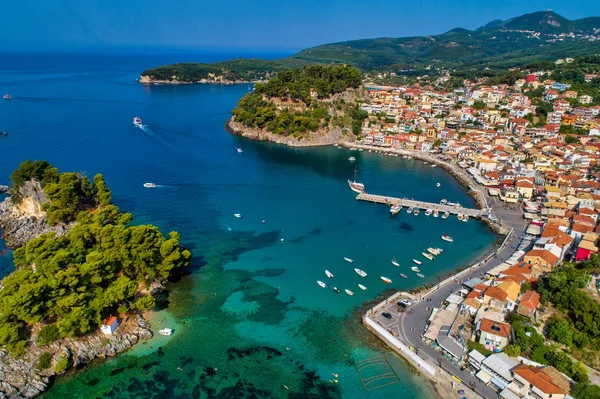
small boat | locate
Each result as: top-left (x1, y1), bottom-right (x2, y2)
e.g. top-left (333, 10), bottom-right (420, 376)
top-left (344, 257), bottom-right (354, 264)
top-left (237, 148), bottom-right (243, 153)
top-left (227, 225), bottom-right (232, 231)
top-left (431, 165), bottom-right (437, 168)
top-left (436, 182), bottom-right (441, 188)
top-left (143, 183), bottom-right (156, 188)
top-left (325, 270), bottom-right (334, 278)
top-left (462, 215), bottom-right (469, 223)
top-left (427, 247), bottom-right (442, 256)
top-left (422, 252), bottom-right (434, 261)
top-left (349, 147), bottom-right (357, 151)
top-left (391, 256), bottom-right (400, 267)
top-left (416, 273), bottom-right (425, 278)
top-left (433, 210), bottom-right (439, 218)
top-left (3, 94), bottom-right (11, 100)
top-left (457, 214), bottom-right (464, 221)
top-left (345, 289), bottom-right (355, 296)
top-left (348, 157), bottom-right (356, 162)
top-left (333, 287), bottom-right (341, 293)
top-left (358, 284), bottom-right (367, 291)
top-left (348, 179), bottom-right (365, 193)
top-left (389, 204), bottom-right (401, 215)
top-left (411, 266), bottom-right (421, 272)
top-left (234, 213), bottom-right (242, 218)
top-left (413, 259), bottom-right (422, 265)
top-left (159, 328), bottom-right (174, 336)
top-left (280, 238), bottom-right (285, 243)
top-left (423, 161), bottom-right (428, 165)
top-left (440, 199), bottom-right (448, 205)
top-left (317, 280), bottom-right (327, 289)
top-left (133, 116), bottom-right (142, 127)
top-left (413, 208), bottom-right (420, 216)
top-left (441, 234), bottom-right (454, 243)
top-left (400, 273), bottom-right (408, 279)
top-left (354, 268), bottom-right (367, 277)
top-left (442, 211), bottom-right (450, 219)
top-left (407, 207), bottom-right (414, 214)
top-left (380, 276), bottom-right (392, 284)
top-left (424, 209), bottom-right (433, 216)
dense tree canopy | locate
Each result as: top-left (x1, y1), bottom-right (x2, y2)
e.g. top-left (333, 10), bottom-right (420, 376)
top-left (0, 162), bottom-right (191, 357)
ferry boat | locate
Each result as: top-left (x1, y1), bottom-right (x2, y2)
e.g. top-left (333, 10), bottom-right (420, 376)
top-left (413, 208), bottom-right (420, 216)
top-left (133, 116), bottom-right (142, 127)
top-left (389, 204), bottom-right (401, 215)
top-left (345, 289), bottom-right (355, 296)
top-left (462, 215), bottom-right (469, 223)
top-left (317, 280), bottom-right (327, 289)
top-left (422, 252), bottom-right (434, 261)
top-left (391, 256), bottom-right (400, 267)
top-left (441, 234), bottom-right (454, 243)
top-left (333, 287), bottom-right (341, 293)
top-left (159, 328), bottom-right (174, 336)
top-left (358, 284), bottom-right (367, 291)
top-left (354, 268), bottom-right (367, 277)
top-left (424, 209), bottom-right (433, 216)
top-left (457, 214), bottom-right (464, 221)
top-left (399, 273), bottom-right (408, 279)
top-left (442, 211), bottom-right (450, 219)
top-left (348, 157), bottom-right (356, 162)
top-left (416, 273), bottom-right (425, 278)
top-left (413, 259), bottom-right (422, 265)
top-left (234, 213), bottom-right (242, 218)
top-left (411, 266), bottom-right (421, 273)
top-left (344, 257), bottom-right (355, 264)
top-left (380, 276), bottom-right (392, 284)
top-left (433, 210), bottom-right (439, 218)
top-left (407, 206), bottom-right (414, 214)
top-left (3, 94), bottom-right (11, 100)
top-left (325, 270), bottom-right (334, 278)
top-left (143, 183), bottom-right (156, 188)
top-left (440, 199), bottom-right (448, 205)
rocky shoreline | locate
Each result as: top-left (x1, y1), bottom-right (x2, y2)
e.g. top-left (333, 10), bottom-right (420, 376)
top-left (139, 75), bottom-right (261, 85)
top-left (0, 315), bottom-right (153, 398)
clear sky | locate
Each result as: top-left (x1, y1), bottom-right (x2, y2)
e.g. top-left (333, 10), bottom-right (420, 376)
top-left (1, 0), bottom-right (598, 52)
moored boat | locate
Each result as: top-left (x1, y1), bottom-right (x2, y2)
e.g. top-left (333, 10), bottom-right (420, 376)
top-left (234, 213), bottom-right (242, 218)
top-left (407, 207), bottom-right (414, 214)
top-left (380, 276), bottom-right (392, 284)
top-left (348, 167), bottom-right (365, 193)
top-left (411, 266), bottom-right (421, 272)
top-left (345, 289), bottom-right (354, 296)
top-left (413, 208), bottom-right (420, 216)
top-left (462, 215), bottom-right (469, 223)
top-left (399, 273), bottom-right (408, 279)
top-left (143, 182), bottom-right (156, 188)
top-left (422, 252), bottom-right (434, 261)
top-left (427, 247), bottom-right (443, 256)
top-left (391, 256), bottom-right (400, 267)
top-left (440, 199), bottom-right (448, 205)
top-left (325, 270), bottom-right (334, 278)
top-left (424, 209), bottom-right (433, 216)
top-left (413, 259), bottom-right (422, 265)
top-left (389, 204), bottom-right (401, 215)
top-left (333, 287), bottom-right (341, 293)
top-left (442, 211), bottom-right (450, 219)
top-left (457, 214), bottom-right (464, 221)
top-left (416, 273), bottom-right (425, 278)
top-left (348, 157), bottom-right (356, 162)
top-left (354, 268), bottom-right (367, 277)
top-left (433, 210), bottom-right (439, 218)
top-left (159, 328), bottom-right (174, 336)
top-left (317, 280), bottom-right (327, 289)
top-left (358, 284), bottom-right (367, 291)
top-left (441, 234), bottom-right (454, 243)
top-left (344, 257), bottom-right (354, 263)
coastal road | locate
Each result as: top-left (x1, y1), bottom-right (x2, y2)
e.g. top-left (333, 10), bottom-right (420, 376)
top-left (374, 198), bottom-right (526, 399)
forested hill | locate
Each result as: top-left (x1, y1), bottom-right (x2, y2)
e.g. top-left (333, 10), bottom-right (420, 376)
top-left (0, 161), bottom-right (191, 358)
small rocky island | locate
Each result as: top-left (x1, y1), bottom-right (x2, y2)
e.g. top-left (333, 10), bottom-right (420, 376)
top-left (226, 65), bottom-right (368, 146)
top-left (0, 161), bottom-right (191, 398)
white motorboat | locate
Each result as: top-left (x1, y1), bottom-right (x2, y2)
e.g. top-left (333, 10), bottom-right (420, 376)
top-left (442, 211), bottom-right (450, 219)
top-left (234, 213), bottom-right (242, 218)
top-left (457, 214), bottom-right (464, 221)
top-left (325, 270), bottom-right (334, 278)
top-left (431, 165), bottom-right (436, 168)
top-left (348, 157), bottom-right (356, 162)
top-left (407, 207), bottom-right (414, 214)
top-left (462, 215), bottom-right (469, 223)
top-left (159, 328), bottom-right (174, 336)
top-left (133, 116), bottom-right (143, 127)
top-left (413, 259), bottom-right (422, 265)
top-left (440, 199), bottom-right (448, 205)
top-left (433, 210), bottom-right (439, 218)
top-left (422, 252), bottom-right (434, 261)
top-left (345, 289), bottom-right (355, 296)
top-left (358, 284), bottom-right (367, 291)
top-left (391, 256), bottom-right (400, 267)
top-left (436, 182), bottom-right (441, 187)
top-left (317, 280), bottom-right (327, 289)
top-left (427, 247), bottom-right (442, 256)
top-left (344, 257), bottom-right (354, 263)
top-left (399, 273), bottom-right (408, 279)
top-left (416, 273), bottom-right (425, 278)
top-left (354, 268), bottom-right (367, 277)
top-left (143, 183), bottom-right (156, 188)
top-left (333, 287), bottom-right (341, 293)
top-left (411, 266), bottom-right (421, 273)
top-left (237, 148), bottom-right (243, 153)
top-left (424, 209), bottom-right (433, 216)
top-left (413, 208), bottom-right (420, 216)
top-left (380, 276), bottom-right (392, 284)
top-left (441, 234), bottom-right (454, 243)
top-left (390, 204), bottom-right (401, 215)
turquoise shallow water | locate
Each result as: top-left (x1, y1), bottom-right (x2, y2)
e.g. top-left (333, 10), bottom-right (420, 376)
top-left (0, 53), bottom-right (497, 398)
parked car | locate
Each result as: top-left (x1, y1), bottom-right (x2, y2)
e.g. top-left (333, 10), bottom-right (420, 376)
top-left (399, 298), bottom-right (412, 306)
top-left (382, 312), bottom-right (392, 319)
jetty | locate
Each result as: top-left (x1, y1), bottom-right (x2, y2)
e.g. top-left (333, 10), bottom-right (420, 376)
top-left (356, 192), bottom-right (486, 218)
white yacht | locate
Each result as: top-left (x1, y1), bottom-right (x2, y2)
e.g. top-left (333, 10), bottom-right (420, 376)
top-left (317, 280), bottom-right (327, 289)
top-left (159, 328), bottom-right (174, 336)
top-left (234, 213), bottom-right (242, 218)
top-left (325, 270), bottom-right (334, 278)
top-left (413, 259), bottom-right (422, 265)
top-left (390, 204), bottom-right (401, 215)
top-left (422, 252), bottom-right (434, 261)
top-left (411, 266), bottom-right (421, 273)
top-left (424, 209), bottom-right (433, 216)
top-left (354, 268), bottom-right (367, 277)
top-left (344, 257), bottom-right (354, 263)
top-left (441, 235), bottom-right (454, 243)
top-left (391, 256), bottom-right (400, 267)
top-left (143, 183), bottom-right (156, 188)
top-left (133, 116), bottom-right (143, 127)
top-left (380, 276), bottom-right (392, 284)
top-left (345, 289), bottom-right (355, 296)
top-left (442, 211), bottom-right (450, 219)
top-left (416, 273), bottom-right (425, 278)
top-left (358, 284), bottom-right (367, 291)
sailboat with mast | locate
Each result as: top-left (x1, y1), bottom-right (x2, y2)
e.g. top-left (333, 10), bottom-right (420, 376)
top-left (348, 166), bottom-right (365, 194)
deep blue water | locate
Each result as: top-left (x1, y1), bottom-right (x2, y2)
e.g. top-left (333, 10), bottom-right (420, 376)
top-left (0, 53), bottom-right (496, 398)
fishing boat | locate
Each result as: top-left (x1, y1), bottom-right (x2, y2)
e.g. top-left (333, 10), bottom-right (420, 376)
top-left (358, 284), bottom-right (367, 291)
top-left (389, 204), bottom-right (401, 215)
top-left (441, 234), bottom-right (454, 243)
top-left (422, 252), bottom-right (434, 261)
top-left (234, 213), bottom-right (242, 218)
top-left (348, 167), bottom-right (365, 193)
top-left (333, 287), bottom-right (341, 293)
top-left (457, 214), bottom-right (464, 221)
top-left (133, 116), bottom-right (142, 127)
top-left (436, 182), bottom-right (441, 187)
top-left (391, 256), bottom-right (400, 267)
top-left (427, 247), bottom-right (443, 256)
top-left (413, 208), bottom-right (420, 216)
top-left (317, 281), bottom-right (327, 289)
top-left (424, 209), bottom-right (433, 216)
top-left (440, 199), bottom-right (448, 205)
top-left (143, 183), bottom-right (156, 188)
top-left (433, 210), bottom-right (439, 218)
top-left (325, 270), bottom-right (334, 278)
top-left (3, 94), bottom-right (11, 100)
top-left (413, 259), bottom-right (422, 265)
top-left (399, 273), bottom-right (408, 279)
top-left (354, 268), bottom-right (367, 277)
top-left (159, 328), bottom-right (174, 336)
top-left (462, 215), bottom-right (469, 223)
top-left (411, 266), bottom-right (421, 273)
top-left (344, 257), bottom-right (354, 264)
top-left (345, 289), bottom-right (354, 296)
top-left (380, 276), bottom-right (392, 284)
top-left (237, 148), bottom-right (243, 153)
top-left (442, 211), bottom-right (450, 219)
top-left (407, 207), bottom-right (414, 214)
top-left (348, 157), bottom-right (356, 162)
top-left (416, 273), bottom-right (425, 278)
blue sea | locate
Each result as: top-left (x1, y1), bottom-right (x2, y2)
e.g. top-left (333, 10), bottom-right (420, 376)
top-left (0, 52), bottom-right (497, 398)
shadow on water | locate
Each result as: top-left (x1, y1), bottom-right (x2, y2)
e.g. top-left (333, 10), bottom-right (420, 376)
top-left (398, 222), bottom-right (414, 233)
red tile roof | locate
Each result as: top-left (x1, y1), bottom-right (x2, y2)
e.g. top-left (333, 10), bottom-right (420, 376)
top-left (513, 364), bottom-right (566, 395)
top-left (479, 318), bottom-right (511, 338)
top-left (519, 290), bottom-right (540, 310)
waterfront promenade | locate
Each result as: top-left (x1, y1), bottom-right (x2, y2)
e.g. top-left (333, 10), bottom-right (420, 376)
top-left (356, 193), bottom-right (486, 218)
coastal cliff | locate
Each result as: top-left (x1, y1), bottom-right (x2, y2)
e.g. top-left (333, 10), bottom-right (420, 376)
top-left (0, 315), bottom-right (152, 398)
